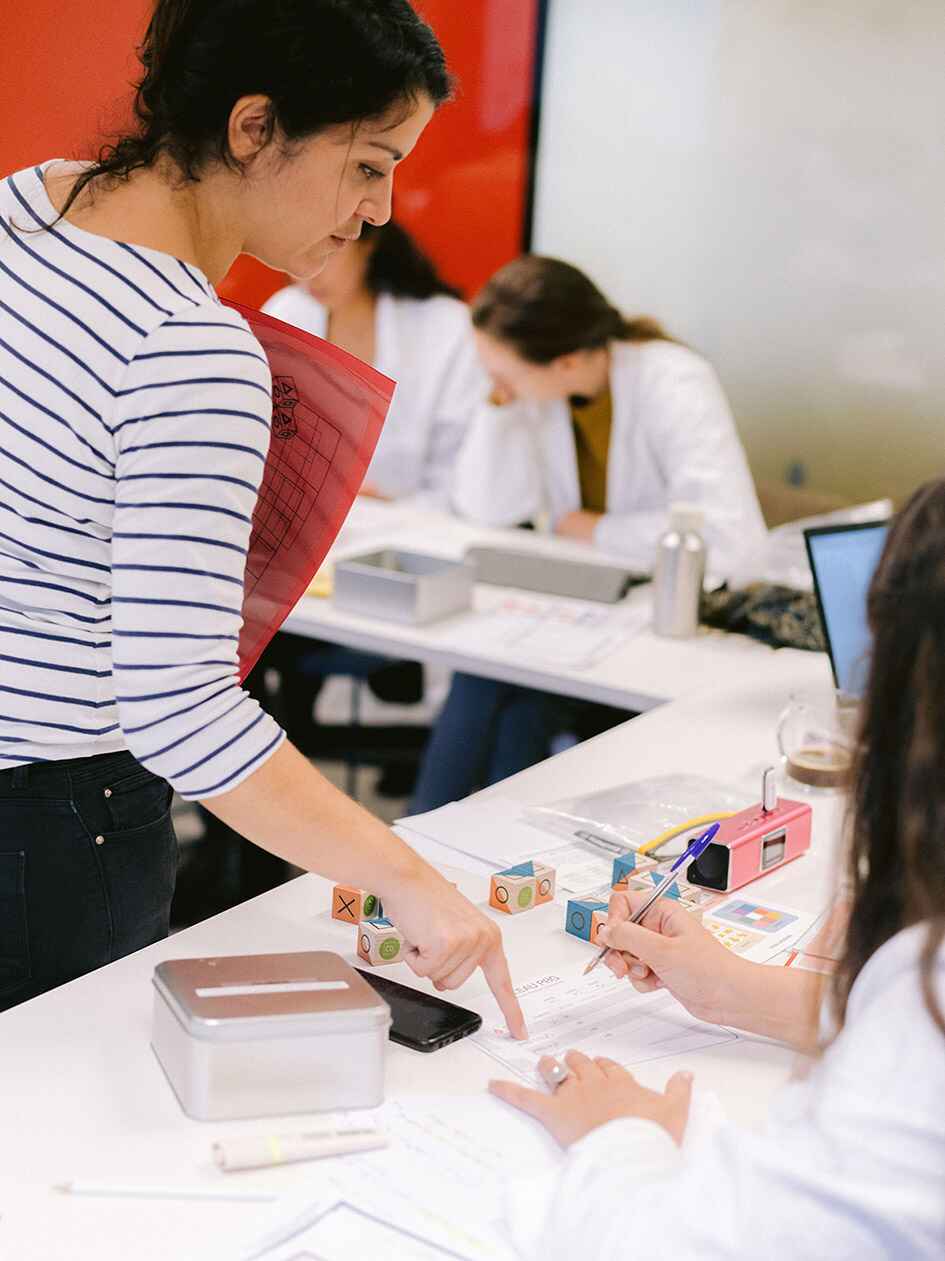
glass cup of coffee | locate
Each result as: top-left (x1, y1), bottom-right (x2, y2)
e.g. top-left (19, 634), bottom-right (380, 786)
top-left (777, 691), bottom-right (857, 788)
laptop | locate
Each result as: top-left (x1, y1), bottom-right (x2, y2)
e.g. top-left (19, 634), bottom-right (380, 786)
top-left (464, 545), bottom-right (649, 604)
top-left (804, 521), bottom-right (889, 700)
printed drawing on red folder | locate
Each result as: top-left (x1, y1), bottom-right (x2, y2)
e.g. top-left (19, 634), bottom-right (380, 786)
top-left (223, 300), bottom-right (394, 681)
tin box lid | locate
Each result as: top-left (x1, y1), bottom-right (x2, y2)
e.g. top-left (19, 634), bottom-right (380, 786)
top-left (153, 951), bottom-right (390, 1042)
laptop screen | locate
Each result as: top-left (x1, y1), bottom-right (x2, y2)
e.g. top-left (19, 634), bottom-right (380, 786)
top-left (805, 522), bottom-right (888, 698)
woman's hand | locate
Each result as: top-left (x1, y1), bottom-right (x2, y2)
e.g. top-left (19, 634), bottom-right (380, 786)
top-left (489, 1050), bottom-right (692, 1148)
top-left (597, 890), bottom-right (750, 1027)
top-left (555, 509), bottom-right (601, 542)
top-left (597, 890), bottom-right (823, 1049)
top-left (358, 481), bottom-right (391, 500)
top-left (381, 860), bottom-right (528, 1040)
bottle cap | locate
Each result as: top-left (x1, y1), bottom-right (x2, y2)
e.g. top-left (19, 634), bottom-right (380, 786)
top-left (669, 502), bottom-right (704, 534)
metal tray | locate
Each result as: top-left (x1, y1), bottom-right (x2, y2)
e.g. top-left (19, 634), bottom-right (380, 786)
top-left (333, 549), bottom-right (474, 624)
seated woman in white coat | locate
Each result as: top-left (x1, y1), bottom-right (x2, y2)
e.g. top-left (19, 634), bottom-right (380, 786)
top-left (453, 255), bottom-right (764, 567)
top-left (409, 256), bottom-right (766, 813)
top-left (263, 218), bottom-right (484, 506)
top-left (258, 219), bottom-right (485, 750)
top-left (489, 478), bottom-right (945, 1260)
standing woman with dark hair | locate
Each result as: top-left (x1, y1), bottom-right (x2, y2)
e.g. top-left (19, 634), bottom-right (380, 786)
top-left (0, 0), bottom-right (525, 1037)
top-left (263, 220), bottom-right (486, 507)
top-left (489, 480), bottom-right (945, 1259)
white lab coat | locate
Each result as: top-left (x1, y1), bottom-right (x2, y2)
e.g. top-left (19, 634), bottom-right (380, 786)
top-left (452, 339), bottom-right (766, 580)
top-left (505, 923), bottom-right (945, 1260)
top-left (262, 285), bottom-right (486, 508)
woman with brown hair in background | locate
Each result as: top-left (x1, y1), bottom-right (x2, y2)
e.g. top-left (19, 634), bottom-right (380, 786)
top-left (410, 255), bottom-right (765, 812)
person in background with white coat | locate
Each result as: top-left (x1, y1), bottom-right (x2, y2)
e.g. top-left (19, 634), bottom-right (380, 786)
top-left (489, 477), bottom-right (945, 1260)
top-left (409, 256), bottom-right (766, 813)
top-left (256, 220), bottom-right (484, 756)
top-left (453, 255), bottom-right (764, 568)
top-left (263, 219), bottom-right (484, 508)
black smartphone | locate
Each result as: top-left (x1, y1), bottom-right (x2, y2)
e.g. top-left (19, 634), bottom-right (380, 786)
top-left (355, 968), bottom-right (483, 1053)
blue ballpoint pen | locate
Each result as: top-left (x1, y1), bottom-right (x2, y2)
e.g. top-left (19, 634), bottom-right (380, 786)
top-left (583, 821), bottom-right (722, 975)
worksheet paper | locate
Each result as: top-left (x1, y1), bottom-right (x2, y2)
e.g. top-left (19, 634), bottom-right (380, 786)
top-left (471, 968), bottom-right (737, 1085)
top-left (396, 797), bottom-right (563, 869)
top-left (440, 593), bottom-right (650, 672)
top-left (243, 1096), bottom-right (559, 1261)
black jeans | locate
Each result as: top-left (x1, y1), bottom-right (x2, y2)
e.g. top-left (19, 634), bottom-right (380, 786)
top-left (0, 750), bottom-right (177, 1013)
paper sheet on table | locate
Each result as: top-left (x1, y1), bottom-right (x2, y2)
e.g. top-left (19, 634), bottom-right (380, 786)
top-left (396, 797), bottom-right (561, 868)
top-left (471, 969), bottom-right (738, 1085)
top-left (226, 301), bottom-right (394, 680)
top-left (242, 1096), bottom-right (560, 1261)
top-left (440, 593), bottom-right (650, 671)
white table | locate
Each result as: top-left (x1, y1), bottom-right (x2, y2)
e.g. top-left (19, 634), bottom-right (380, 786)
top-left (0, 648), bottom-right (839, 1260)
top-left (280, 499), bottom-right (784, 712)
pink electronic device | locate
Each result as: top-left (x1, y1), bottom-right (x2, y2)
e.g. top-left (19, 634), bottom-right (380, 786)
top-left (686, 768), bottom-right (812, 893)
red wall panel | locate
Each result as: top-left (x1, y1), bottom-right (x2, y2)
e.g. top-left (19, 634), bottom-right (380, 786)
top-left (1, 1), bottom-right (540, 307)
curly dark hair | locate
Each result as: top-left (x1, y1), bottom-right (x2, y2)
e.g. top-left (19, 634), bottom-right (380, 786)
top-left (53, 0), bottom-right (451, 223)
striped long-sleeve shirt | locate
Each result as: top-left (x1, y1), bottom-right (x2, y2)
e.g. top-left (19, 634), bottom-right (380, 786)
top-left (0, 161), bottom-right (284, 798)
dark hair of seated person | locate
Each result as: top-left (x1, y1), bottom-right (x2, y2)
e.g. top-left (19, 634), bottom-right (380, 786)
top-left (360, 220), bottom-right (463, 302)
top-left (834, 476), bottom-right (945, 1040)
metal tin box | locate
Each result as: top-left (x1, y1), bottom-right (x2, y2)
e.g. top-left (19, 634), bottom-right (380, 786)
top-left (333, 549), bottom-right (474, 624)
top-left (151, 951), bottom-right (390, 1121)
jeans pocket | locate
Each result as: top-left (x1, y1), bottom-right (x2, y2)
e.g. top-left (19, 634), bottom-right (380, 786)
top-left (100, 767), bottom-right (173, 833)
top-left (0, 851), bottom-right (31, 998)
top-left (93, 810), bottom-right (179, 961)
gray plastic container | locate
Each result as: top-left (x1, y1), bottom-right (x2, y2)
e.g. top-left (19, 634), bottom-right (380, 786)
top-left (151, 951), bottom-right (391, 1121)
top-left (333, 548), bottom-right (474, 624)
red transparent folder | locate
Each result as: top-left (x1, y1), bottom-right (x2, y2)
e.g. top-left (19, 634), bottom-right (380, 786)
top-left (222, 300), bottom-right (394, 681)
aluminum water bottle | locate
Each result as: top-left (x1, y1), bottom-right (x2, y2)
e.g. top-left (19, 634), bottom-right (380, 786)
top-left (652, 504), bottom-right (706, 638)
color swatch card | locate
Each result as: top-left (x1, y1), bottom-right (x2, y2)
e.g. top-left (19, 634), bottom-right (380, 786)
top-left (705, 897), bottom-right (817, 964)
top-left (712, 901), bottom-right (800, 934)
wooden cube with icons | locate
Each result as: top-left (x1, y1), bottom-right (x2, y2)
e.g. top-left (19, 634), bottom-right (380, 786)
top-left (591, 908), bottom-right (609, 945)
top-left (611, 852), bottom-right (638, 890)
top-left (357, 917), bottom-right (405, 966)
top-left (331, 884), bottom-right (383, 925)
top-left (489, 860), bottom-right (556, 915)
top-left (644, 870), bottom-right (681, 900)
top-left (564, 898), bottom-right (609, 941)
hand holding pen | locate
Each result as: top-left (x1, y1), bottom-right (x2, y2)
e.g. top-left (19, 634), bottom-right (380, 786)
top-left (584, 822), bottom-right (721, 975)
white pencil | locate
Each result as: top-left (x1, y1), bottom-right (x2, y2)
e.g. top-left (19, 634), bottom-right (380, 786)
top-left (55, 1180), bottom-right (276, 1203)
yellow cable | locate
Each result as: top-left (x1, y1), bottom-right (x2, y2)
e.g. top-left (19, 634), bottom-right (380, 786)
top-left (635, 812), bottom-right (735, 857)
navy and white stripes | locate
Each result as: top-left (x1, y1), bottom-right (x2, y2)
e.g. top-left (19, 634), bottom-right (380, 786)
top-left (0, 161), bottom-right (284, 798)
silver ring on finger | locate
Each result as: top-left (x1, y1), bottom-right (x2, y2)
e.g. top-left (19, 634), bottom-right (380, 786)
top-left (540, 1058), bottom-right (572, 1091)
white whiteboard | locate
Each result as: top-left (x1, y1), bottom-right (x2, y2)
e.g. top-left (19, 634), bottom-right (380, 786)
top-left (533, 0), bottom-right (945, 502)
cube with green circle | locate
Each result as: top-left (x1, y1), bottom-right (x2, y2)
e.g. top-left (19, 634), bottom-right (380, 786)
top-left (357, 916), bottom-right (404, 967)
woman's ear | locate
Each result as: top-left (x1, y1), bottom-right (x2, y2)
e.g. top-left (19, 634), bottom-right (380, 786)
top-left (227, 95), bottom-right (276, 163)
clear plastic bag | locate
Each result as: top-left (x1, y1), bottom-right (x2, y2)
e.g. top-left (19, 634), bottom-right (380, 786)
top-left (730, 499), bottom-right (892, 591)
top-left (526, 774), bottom-right (755, 856)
